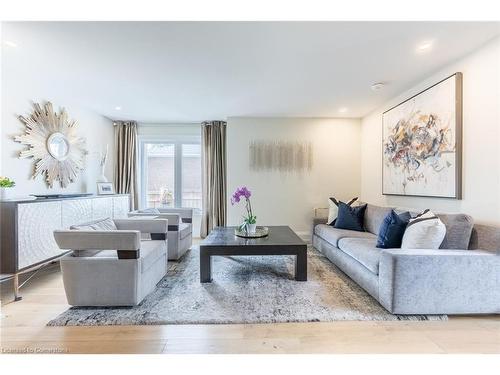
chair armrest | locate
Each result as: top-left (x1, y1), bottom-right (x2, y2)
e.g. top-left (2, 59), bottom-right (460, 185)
top-left (157, 208), bottom-right (193, 222)
top-left (379, 248), bottom-right (500, 314)
top-left (127, 212), bottom-right (180, 226)
top-left (54, 230), bottom-right (141, 251)
top-left (114, 218), bottom-right (168, 234)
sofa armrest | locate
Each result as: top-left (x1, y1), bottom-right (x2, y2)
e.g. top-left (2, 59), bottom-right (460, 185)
top-left (379, 249), bottom-right (500, 314)
top-left (313, 217), bottom-right (328, 227)
top-left (114, 218), bottom-right (168, 234)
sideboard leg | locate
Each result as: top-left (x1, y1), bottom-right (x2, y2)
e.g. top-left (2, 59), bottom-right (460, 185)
top-left (13, 273), bottom-right (22, 301)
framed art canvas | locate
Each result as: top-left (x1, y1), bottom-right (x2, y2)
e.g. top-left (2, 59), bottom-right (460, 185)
top-left (382, 72), bottom-right (463, 199)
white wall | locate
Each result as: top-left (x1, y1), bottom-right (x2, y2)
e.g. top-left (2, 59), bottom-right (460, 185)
top-left (1, 27), bottom-right (115, 198)
top-left (360, 37), bottom-right (500, 225)
top-left (227, 117), bottom-right (361, 238)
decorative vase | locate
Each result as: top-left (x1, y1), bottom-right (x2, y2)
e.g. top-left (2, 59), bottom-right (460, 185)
top-left (96, 165), bottom-right (108, 183)
top-left (246, 223), bottom-right (257, 234)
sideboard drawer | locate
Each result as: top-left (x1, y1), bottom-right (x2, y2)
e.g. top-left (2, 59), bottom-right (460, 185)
top-left (92, 197), bottom-right (114, 220)
top-left (17, 201), bottom-right (64, 269)
top-left (113, 196), bottom-right (130, 219)
top-left (62, 199), bottom-right (92, 228)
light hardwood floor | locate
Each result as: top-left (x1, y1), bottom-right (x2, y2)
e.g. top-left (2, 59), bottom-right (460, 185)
top-left (1, 263), bottom-right (499, 354)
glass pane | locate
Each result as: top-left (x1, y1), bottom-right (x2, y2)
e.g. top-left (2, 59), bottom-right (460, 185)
top-left (145, 143), bottom-right (175, 208)
top-left (182, 144), bottom-right (202, 211)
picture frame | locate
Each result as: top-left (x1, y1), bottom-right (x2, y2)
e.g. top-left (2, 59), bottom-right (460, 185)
top-left (97, 182), bottom-right (115, 195)
top-left (382, 72), bottom-right (463, 199)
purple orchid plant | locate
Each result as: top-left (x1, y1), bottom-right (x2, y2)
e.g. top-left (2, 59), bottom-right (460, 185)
top-left (231, 186), bottom-right (257, 230)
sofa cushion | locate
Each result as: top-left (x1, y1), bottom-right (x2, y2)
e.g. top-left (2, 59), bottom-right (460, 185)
top-left (437, 213), bottom-right (474, 250)
top-left (468, 223), bottom-right (500, 252)
top-left (337, 237), bottom-right (381, 275)
top-left (334, 202), bottom-right (367, 232)
top-left (139, 240), bottom-right (166, 273)
top-left (364, 204), bottom-right (393, 235)
top-left (179, 223), bottom-right (192, 239)
top-left (315, 224), bottom-right (376, 247)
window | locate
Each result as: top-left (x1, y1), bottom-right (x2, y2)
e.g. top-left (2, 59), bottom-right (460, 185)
top-left (143, 143), bottom-right (176, 208)
top-left (140, 139), bottom-right (202, 212)
top-left (181, 144), bottom-right (202, 210)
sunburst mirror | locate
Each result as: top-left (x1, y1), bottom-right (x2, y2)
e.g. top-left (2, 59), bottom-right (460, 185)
top-left (15, 102), bottom-right (88, 188)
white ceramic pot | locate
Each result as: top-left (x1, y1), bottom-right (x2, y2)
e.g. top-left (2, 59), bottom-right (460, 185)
top-left (246, 223), bottom-right (257, 234)
top-left (0, 187), bottom-right (14, 201)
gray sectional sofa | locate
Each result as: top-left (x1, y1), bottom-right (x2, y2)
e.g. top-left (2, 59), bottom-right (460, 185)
top-left (312, 203), bottom-right (500, 315)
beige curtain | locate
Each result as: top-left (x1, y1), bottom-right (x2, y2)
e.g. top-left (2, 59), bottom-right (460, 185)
top-left (201, 121), bottom-right (227, 237)
top-left (114, 121), bottom-right (139, 210)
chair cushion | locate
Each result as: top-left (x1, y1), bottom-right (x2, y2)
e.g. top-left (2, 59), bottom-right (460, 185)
top-left (337, 237), bottom-right (381, 275)
top-left (71, 217), bottom-right (117, 231)
top-left (139, 240), bottom-right (166, 273)
top-left (179, 223), bottom-right (192, 239)
top-left (315, 224), bottom-right (376, 247)
top-left (364, 204), bottom-right (393, 235)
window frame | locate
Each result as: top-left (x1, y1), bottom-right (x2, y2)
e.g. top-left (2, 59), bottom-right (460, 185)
top-left (138, 135), bottom-right (201, 210)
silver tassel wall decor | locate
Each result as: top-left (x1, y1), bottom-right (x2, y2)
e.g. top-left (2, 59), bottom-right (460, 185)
top-left (249, 140), bottom-right (313, 172)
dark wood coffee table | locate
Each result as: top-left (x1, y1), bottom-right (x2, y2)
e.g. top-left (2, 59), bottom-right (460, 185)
top-left (199, 226), bottom-right (307, 282)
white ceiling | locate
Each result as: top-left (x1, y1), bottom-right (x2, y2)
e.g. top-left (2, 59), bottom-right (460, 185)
top-left (2, 22), bottom-right (500, 122)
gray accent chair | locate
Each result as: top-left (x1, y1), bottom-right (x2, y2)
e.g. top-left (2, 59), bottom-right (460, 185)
top-left (54, 218), bottom-right (168, 307)
top-left (312, 203), bottom-right (500, 315)
top-left (128, 208), bottom-right (193, 260)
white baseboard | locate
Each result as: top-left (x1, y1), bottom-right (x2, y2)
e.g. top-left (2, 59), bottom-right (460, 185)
top-left (295, 231), bottom-right (312, 244)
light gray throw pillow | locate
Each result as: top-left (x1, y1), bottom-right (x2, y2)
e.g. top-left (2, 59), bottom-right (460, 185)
top-left (71, 217), bottom-right (117, 231)
top-left (70, 218), bottom-right (117, 256)
top-left (139, 208), bottom-right (161, 214)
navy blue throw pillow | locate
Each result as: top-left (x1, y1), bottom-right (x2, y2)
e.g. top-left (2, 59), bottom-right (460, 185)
top-left (376, 210), bottom-right (411, 249)
top-left (334, 202), bottom-right (367, 232)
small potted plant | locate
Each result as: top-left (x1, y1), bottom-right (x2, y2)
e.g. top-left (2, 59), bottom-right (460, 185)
top-left (0, 176), bottom-right (16, 201)
top-left (231, 186), bottom-right (257, 233)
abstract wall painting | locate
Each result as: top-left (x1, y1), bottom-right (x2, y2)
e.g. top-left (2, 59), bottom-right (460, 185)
top-left (249, 140), bottom-right (313, 173)
top-left (382, 73), bottom-right (463, 199)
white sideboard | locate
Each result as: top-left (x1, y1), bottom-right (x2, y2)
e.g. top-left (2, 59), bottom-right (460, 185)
top-left (1, 195), bottom-right (130, 273)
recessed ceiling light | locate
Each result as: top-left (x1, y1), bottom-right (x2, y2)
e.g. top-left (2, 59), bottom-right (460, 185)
top-left (371, 82), bottom-right (385, 91)
top-left (416, 40), bottom-right (433, 53)
top-left (4, 40), bottom-right (18, 48)
top-left (338, 107), bottom-right (348, 113)
top-left (114, 106), bottom-right (122, 111)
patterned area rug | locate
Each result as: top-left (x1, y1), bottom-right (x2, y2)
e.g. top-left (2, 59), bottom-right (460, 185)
top-left (48, 246), bottom-right (447, 326)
